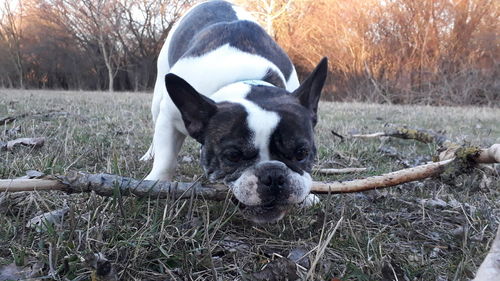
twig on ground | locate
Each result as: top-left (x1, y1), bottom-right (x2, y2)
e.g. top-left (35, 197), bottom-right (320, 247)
top-left (0, 137), bottom-right (45, 150)
top-left (0, 116), bottom-right (19, 126)
top-left (0, 110), bottom-right (71, 126)
top-left (316, 167), bottom-right (367, 174)
top-left (330, 130), bottom-right (345, 141)
top-left (351, 126), bottom-right (450, 145)
top-left (0, 172), bottom-right (229, 200)
top-left (350, 126), bottom-right (500, 164)
top-left (0, 144), bottom-right (497, 196)
top-left (312, 159), bottom-right (453, 193)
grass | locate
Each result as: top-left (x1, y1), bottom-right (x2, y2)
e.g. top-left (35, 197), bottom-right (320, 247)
top-left (0, 88), bottom-right (499, 280)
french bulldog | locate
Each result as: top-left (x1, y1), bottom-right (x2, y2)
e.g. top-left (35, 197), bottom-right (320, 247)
top-left (141, 0), bottom-right (327, 223)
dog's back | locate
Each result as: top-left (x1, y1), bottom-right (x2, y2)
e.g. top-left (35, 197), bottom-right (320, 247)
top-left (163, 1), bottom-right (299, 93)
top-left (167, 1), bottom-right (247, 68)
top-left (167, 1), bottom-right (296, 88)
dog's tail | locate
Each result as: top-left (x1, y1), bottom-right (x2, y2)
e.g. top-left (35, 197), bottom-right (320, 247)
top-left (140, 143), bottom-right (154, 161)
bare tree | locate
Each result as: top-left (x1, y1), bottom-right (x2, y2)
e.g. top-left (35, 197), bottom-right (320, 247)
top-left (43, 0), bottom-right (126, 92)
top-left (0, 0), bottom-right (24, 88)
top-left (0, 0), bottom-right (497, 105)
top-left (236, 0), bottom-right (293, 38)
top-left (115, 0), bottom-right (192, 91)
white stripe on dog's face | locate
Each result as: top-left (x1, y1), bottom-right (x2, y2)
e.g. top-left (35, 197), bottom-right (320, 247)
top-left (211, 83), bottom-right (280, 161)
top-left (239, 99), bottom-right (280, 161)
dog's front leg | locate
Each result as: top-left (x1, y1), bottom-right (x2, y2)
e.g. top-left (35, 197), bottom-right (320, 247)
top-left (145, 112), bottom-right (186, 181)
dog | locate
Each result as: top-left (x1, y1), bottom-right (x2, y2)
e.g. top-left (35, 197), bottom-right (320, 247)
top-left (141, 0), bottom-right (327, 223)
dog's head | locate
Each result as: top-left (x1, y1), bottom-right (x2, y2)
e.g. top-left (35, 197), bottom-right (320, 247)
top-left (166, 58), bottom-right (327, 223)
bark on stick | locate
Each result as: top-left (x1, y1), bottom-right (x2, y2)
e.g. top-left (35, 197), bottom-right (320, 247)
top-left (0, 144), bottom-right (497, 197)
top-left (0, 159), bottom-right (457, 196)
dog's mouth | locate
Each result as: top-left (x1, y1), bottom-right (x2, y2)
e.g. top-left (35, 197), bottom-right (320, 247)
top-left (232, 197), bottom-right (294, 224)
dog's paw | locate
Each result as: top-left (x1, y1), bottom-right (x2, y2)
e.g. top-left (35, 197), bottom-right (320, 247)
top-left (139, 154), bottom-right (153, 161)
top-left (299, 194), bottom-right (320, 208)
top-left (140, 146), bottom-right (154, 161)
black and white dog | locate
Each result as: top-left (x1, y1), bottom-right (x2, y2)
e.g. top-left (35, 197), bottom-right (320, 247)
top-left (141, 0), bottom-right (327, 223)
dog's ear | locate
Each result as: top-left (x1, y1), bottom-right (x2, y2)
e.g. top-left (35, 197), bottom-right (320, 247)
top-left (292, 57), bottom-right (328, 126)
top-left (165, 73), bottom-right (217, 143)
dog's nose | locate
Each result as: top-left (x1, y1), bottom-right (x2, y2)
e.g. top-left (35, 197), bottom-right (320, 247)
top-left (256, 161), bottom-right (288, 193)
top-left (259, 171), bottom-right (286, 190)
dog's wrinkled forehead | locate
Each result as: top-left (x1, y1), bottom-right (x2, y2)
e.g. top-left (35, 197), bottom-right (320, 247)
top-left (210, 83), bottom-right (282, 160)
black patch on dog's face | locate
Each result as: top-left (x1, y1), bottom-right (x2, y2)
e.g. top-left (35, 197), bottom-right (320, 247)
top-left (244, 86), bottom-right (316, 174)
top-left (200, 102), bottom-right (259, 183)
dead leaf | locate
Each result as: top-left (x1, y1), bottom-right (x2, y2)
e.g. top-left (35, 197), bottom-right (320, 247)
top-left (419, 198), bottom-right (448, 208)
top-left (15, 170), bottom-right (46, 179)
top-left (1, 137), bottom-right (45, 151)
top-left (287, 247), bottom-right (310, 269)
top-left (0, 263), bottom-right (25, 281)
top-left (26, 170), bottom-right (46, 178)
top-left (0, 262), bottom-right (43, 281)
top-left (27, 207), bottom-right (69, 232)
top-left (83, 253), bottom-right (118, 281)
top-left (0, 116), bottom-right (17, 126)
top-left (3, 126), bottom-right (21, 136)
top-left (218, 236), bottom-right (250, 253)
top-left (479, 174), bottom-right (493, 190)
top-left (381, 262), bottom-right (406, 281)
top-left (246, 258), bottom-right (300, 281)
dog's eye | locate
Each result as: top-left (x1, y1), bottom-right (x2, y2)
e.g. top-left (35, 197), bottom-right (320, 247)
top-left (224, 150), bottom-right (243, 163)
top-left (295, 148), bottom-right (309, 161)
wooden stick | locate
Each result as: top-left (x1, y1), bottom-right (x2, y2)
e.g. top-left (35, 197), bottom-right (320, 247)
top-left (0, 178), bottom-right (67, 191)
top-left (476, 144), bottom-right (500, 163)
top-left (0, 110), bottom-right (71, 126)
top-left (0, 172), bottom-right (229, 200)
top-left (0, 144), bottom-right (497, 197)
top-left (312, 159), bottom-right (452, 193)
top-left (351, 132), bottom-right (386, 138)
top-left (1, 137), bottom-right (45, 150)
top-left (316, 167), bottom-right (367, 174)
top-left (351, 127), bottom-right (449, 145)
top-left (0, 160), bottom-right (454, 196)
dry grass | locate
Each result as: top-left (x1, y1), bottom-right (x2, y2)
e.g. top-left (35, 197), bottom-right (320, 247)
top-left (0, 89), bottom-right (499, 280)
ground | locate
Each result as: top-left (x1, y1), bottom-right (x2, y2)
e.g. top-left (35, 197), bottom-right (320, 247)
top-left (0, 89), bottom-right (499, 281)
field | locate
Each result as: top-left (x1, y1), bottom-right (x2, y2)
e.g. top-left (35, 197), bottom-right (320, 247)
top-left (0, 89), bottom-right (499, 280)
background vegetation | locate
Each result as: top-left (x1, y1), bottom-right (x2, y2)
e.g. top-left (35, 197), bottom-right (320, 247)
top-left (0, 0), bottom-right (498, 105)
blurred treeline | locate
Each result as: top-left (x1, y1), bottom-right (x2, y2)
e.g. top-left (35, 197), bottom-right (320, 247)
top-left (1, 0), bottom-right (498, 105)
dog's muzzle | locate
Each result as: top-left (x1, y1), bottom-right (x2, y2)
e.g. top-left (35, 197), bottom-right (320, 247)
top-left (229, 160), bottom-right (312, 223)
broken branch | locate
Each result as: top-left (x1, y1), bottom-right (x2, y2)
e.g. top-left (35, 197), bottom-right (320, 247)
top-left (316, 167), bottom-right (367, 174)
top-left (0, 172), bottom-right (229, 201)
top-left (476, 143), bottom-right (500, 163)
top-left (0, 110), bottom-right (71, 126)
top-left (312, 159), bottom-right (452, 193)
top-left (351, 127), bottom-right (449, 145)
top-left (0, 144), bottom-right (497, 197)
top-left (0, 137), bottom-right (45, 150)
